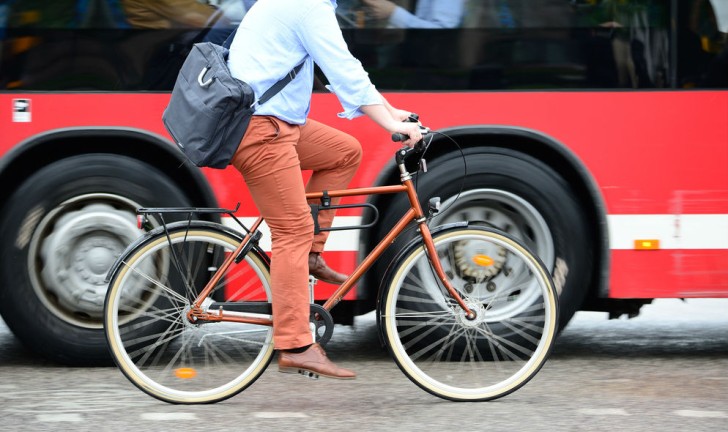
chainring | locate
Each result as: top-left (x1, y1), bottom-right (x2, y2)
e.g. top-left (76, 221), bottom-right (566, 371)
top-left (309, 304), bottom-right (334, 347)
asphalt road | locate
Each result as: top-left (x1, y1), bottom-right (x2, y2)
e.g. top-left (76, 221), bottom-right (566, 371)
top-left (0, 299), bottom-right (726, 432)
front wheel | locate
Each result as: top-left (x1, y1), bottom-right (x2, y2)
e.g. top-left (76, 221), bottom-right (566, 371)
top-left (104, 223), bottom-right (274, 404)
top-left (379, 226), bottom-right (558, 402)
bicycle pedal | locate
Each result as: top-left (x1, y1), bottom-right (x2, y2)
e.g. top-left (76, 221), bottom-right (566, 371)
top-left (298, 369), bottom-right (319, 380)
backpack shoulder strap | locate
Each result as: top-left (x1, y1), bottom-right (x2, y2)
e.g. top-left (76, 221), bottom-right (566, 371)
top-left (223, 27), bottom-right (305, 107)
top-left (222, 28), bottom-right (237, 49)
top-left (257, 61), bottom-right (306, 106)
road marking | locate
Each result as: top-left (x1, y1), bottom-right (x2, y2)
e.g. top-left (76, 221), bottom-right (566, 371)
top-left (592, 378), bottom-right (634, 383)
top-left (578, 408), bottom-right (630, 416)
top-left (674, 410), bottom-right (728, 418)
top-left (253, 412), bottom-right (310, 419)
top-left (141, 413), bottom-right (199, 421)
top-left (37, 414), bottom-right (83, 422)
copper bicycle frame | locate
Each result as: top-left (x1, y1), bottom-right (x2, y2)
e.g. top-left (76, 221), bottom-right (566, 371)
top-left (186, 176), bottom-right (474, 325)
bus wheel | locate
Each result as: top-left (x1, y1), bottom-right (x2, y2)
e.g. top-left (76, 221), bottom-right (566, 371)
top-left (376, 148), bottom-right (593, 330)
top-left (0, 154), bottom-right (192, 365)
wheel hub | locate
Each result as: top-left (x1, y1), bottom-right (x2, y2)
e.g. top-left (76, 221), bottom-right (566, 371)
top-left (40, 204), bottom-right (139, 318)
top-left (29, 194), bottom-right (148, 328)
top-left (456, 301), bottom-right (486, 328)
top-left (454, 240), bottom-right (507, 280)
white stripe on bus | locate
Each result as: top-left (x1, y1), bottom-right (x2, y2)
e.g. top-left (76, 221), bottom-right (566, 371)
top-left (608, 214), bottom-right (728, 250)
top-left (222, 214), bottom-right (728, 252)
top-left (223, 217), bottom-right (361, 252)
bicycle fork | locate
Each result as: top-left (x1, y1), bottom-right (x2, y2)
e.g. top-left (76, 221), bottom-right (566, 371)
top-left (414, 217), bottom-right (476, 321)
top-left (398, 157), bottom-right (476, 321)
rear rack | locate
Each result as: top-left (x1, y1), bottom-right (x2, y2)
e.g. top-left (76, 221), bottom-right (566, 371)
top-left (137, 203), bottom-right (252, 234)
top-left (137, 203), bottom-right (241, 216)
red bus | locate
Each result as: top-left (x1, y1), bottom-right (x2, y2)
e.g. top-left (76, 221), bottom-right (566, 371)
top-left (1, 0), bottom-right (726, 365)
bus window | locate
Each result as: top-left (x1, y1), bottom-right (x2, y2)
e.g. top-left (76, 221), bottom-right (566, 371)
top-left (344, 0), bottom-right (680, 90)
top-left (681, 0), bottom-right (728, 87)
top-left (2, 1), bottom-right (726, 91)
top-left (0, 0), bottom-right (242, 91)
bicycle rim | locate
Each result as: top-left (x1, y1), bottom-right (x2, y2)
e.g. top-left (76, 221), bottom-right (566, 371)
top-left (381, 228), bottom-right (558, 401)
top-left (104, 227), bottom-right (274, 404)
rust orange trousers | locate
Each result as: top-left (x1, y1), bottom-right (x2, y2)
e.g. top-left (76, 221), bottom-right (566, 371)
top-left (231, 116), bottom-right (362, 350)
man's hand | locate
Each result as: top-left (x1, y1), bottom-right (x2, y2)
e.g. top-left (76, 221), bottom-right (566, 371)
top-left (393, 121), bottom-right (423, 148)
top-left (361, 0), bottom-right (397, 21)
top-left (390, 108), bottom-right (414, 122)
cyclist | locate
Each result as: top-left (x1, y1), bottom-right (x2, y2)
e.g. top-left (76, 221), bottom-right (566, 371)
top-left (227, 0), bottom-right (422, 379)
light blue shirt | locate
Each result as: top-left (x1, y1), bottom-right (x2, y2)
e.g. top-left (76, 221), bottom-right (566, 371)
top-left (390, 0), bottom-right (465, 29)
top-left (227, 0), bottom-right (381, 125)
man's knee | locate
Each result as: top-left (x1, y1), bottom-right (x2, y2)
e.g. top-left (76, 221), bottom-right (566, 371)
top-left (342, 135), bottom-right (363, 168)
top-left (269, 214), bottom-right (315, 244)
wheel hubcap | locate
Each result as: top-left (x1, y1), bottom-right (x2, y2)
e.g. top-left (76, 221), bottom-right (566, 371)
top-left (29, 194), bottom-right (146, 329)
top-left (434, 189), bottom-right (554, 319)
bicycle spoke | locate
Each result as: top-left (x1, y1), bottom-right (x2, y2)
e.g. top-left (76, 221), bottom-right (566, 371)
top-left (121, 261), bottom-right (188, 304)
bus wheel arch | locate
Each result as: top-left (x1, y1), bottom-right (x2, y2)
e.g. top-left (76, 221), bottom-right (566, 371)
top-left (363, 126), bottom-right (608, 330)
top-left (0, 128), bottom-right (216, 212)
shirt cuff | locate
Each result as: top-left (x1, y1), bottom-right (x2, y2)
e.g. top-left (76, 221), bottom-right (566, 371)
top-left (328, 84), bottom-right (382, 120)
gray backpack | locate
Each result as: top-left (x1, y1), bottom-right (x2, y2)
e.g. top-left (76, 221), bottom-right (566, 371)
top-left (163, 32), bottom-right (303, 169)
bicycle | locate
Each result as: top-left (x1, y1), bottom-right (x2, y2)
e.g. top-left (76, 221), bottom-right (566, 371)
top-left (103, 126), bottom-right (559, 404)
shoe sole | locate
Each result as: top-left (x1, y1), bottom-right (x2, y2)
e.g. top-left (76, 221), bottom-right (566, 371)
top-left (279, 366), bottom-right (356, 380)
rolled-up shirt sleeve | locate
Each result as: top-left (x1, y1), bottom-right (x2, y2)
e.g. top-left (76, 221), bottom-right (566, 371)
top-left (297, 2), bottom-right (382, 119)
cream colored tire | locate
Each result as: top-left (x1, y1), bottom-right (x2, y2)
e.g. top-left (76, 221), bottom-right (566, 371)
top-left (380, 227), bottom-right (558, 401)
top-left (104, 224), bottom-right (274, 404)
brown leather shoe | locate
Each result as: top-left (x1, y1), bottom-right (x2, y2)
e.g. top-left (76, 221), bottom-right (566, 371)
top-left (279, 343), bottom-right (356, 380)
top-left (308, 253), bottom-right (347, 285)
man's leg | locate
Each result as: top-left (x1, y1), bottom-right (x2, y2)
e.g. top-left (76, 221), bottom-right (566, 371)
top-left (297, 118), bottom-right (363, 252)
top-left (297, 119), bottom-right (362, 284)
top-left (231, 116), bottom-right (356, 379)
top-left (230, 116), bottom-right (312, 350)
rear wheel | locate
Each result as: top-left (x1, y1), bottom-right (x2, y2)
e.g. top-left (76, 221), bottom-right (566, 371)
top-left (380, 227), bottom-right (558, 401)
top-left (104, 223), bottom-right (273, 404)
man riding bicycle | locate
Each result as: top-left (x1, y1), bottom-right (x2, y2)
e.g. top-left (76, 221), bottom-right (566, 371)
top-left (227, 0), bottom-right (422, 379)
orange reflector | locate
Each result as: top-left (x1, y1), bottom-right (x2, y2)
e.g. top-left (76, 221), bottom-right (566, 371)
top-left (174, 368), bottom-right (197, 379)
top-left (634, 239), bottom-right (660, 250)
top-left (472, 254), bottom-right (495, 267)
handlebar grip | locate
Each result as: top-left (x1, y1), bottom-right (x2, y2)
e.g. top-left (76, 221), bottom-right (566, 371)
top-left (392, 133), bottom-right (408, 142)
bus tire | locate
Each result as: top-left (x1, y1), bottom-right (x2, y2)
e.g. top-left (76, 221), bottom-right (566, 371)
top-left (0, 154), bottom-right (192, 366)
top-left (374, 148), bottom-right (593, 330)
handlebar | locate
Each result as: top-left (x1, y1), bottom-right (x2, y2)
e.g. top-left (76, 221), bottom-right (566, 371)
top-left (390, 113), bottom-right (432, 164)
top-left (391, 113), bottom-right (426, 144)
top-left (391, 125), bottom-right (431, 144)
top-left (393, 130), bottom-right (431, 165)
